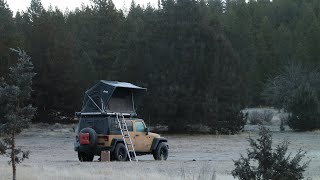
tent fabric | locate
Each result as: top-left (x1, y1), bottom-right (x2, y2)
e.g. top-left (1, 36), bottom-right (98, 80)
top-left (81, 81), bottom-right (146, 114)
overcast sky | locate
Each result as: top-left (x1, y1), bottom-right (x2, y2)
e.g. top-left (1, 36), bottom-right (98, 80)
top-left (6, 0), bottom-right (159, 14)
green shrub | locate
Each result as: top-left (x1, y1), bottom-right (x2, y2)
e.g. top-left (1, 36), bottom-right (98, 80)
top-left (232, 127), bottom-right (310, 180)
top-left (287, 84), bottom-right (320, 130)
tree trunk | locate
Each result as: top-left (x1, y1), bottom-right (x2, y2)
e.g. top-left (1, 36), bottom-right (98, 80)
top-left (11, 131), bottom-right (16, 180)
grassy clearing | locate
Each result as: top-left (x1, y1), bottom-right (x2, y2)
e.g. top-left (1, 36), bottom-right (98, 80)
top-left (1, 165), bottom-right (176, 180)
top-left (0, 163), bottom-right (234, 180)
top-left (1, 123), bottom-right (320, 180)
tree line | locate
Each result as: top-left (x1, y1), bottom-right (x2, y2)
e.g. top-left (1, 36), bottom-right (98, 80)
top-left (1, 0), bottom-right (320, 132)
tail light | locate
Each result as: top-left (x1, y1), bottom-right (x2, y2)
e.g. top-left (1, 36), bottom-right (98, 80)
top-left (79, 133), bottom-right (90, 145)
top-left (103, 136), bottom-right (109, 141)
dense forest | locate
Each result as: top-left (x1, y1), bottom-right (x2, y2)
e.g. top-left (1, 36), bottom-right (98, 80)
top-left (1, 0), bottom-right (320, 132)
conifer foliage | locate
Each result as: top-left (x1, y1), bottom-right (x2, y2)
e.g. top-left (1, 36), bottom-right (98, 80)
top-left (263, 64), bottom-right (320, 131)
top-left (232, 127), bottom-right (310, 180)
top-left (0, 49), bottom-right (36, 180)
top-left (1, 0), bottom-right (320, 132)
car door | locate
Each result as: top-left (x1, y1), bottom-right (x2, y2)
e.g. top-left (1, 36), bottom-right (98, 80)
top-left (133, 121), bottom-right (149, 152)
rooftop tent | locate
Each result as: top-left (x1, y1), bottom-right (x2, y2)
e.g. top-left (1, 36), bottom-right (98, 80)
top-left (81, 81), bottom-right (147, 115)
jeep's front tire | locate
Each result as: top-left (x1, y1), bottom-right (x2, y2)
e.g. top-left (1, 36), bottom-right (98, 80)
top-left (78, 151), bottom-right (94, 162)
top-left (113, 143), bottom-right (128, 161)
top-left (153, 142), bottom-right (168, 160)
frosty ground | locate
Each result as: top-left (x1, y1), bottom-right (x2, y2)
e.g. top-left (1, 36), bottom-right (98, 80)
top-left (1, 122), bottom-right (319, 180)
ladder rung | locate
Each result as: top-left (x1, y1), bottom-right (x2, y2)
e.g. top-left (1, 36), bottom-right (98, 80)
top-left (116, 113), bottom-right (137, 162)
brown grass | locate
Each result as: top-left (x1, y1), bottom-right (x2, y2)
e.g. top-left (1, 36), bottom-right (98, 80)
top-left (1, 124), bottom-right (319, 180)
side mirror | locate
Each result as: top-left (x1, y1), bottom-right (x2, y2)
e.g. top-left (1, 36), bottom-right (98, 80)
top-left (145, 127), bottom-right (149, 135)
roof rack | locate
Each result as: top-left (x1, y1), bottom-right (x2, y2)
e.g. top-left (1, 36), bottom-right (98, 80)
top-left (75, 112), bottom-right (133, 117)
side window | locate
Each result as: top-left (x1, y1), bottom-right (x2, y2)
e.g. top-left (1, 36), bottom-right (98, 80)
top-left (110, 120), bottom-right (133, 132)
top-left (135, 122), bottom-right (145, 132)
top-left (126, 121), bottom-right (133, 131)
top-left (110, 122), bottom-right (120, 132)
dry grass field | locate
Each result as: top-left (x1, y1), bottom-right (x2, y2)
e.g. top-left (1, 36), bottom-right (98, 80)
top-left (1, 123), bottom-right (319, 180)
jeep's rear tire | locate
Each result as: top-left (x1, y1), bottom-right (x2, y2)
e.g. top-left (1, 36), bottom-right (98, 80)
top-left (78, 152), bottom-right (94, 162)
top-left (153, 142), bottom-right (168, 160)
top-left (113, 143), bottom-right (128, 161)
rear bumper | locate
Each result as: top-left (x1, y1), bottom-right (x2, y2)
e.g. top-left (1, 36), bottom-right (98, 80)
top-left (74, 143), bottom-right (112, 155)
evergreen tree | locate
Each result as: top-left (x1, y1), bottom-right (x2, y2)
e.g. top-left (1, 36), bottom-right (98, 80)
top-left (1, 0), bottom-right (320, 132)
top-left (0, 49), bottom-right (36, 180)
top-left (0, 0), bottom-right (14, 77)
top-left (232, 127), bottom-right (310, 180)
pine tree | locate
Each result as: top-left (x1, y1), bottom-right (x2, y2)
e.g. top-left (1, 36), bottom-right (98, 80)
top-left (0, 49), bottom-right (36, 180)
top-left (0, 0), bottom-right (14, 77)
top-left (232, 127), bottom-right (310, 180)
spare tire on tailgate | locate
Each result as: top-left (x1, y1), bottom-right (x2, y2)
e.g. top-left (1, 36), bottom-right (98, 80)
top-left (79, 127), bottom-right (97, 147)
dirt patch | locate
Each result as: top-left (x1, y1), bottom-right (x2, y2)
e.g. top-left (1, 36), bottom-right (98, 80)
top-left (1, 125), bottom-right (319, 179)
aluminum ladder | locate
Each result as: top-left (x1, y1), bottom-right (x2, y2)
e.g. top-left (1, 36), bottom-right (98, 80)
top-left (116, 113), bottom-right (138, 162)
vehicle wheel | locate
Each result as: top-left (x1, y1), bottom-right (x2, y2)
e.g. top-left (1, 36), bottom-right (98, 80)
top-left (153, 142), bottom-right (168, 160)
top-left (113, 143), bottom-right (128, 161)
top-left (78, 152), bottom-right (94, 162)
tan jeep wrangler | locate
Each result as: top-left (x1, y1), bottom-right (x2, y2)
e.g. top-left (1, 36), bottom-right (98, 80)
top-left (74, 81), bottom-right (169, 161)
